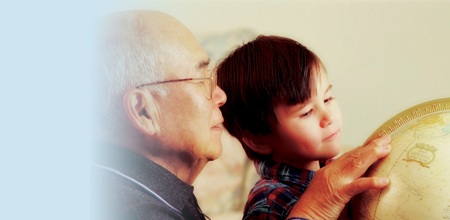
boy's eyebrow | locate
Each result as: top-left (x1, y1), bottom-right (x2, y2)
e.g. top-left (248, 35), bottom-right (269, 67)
top-left (325, 84), bottom-right (333, 93)
top-left (290, 84), bottom-right (334, 109)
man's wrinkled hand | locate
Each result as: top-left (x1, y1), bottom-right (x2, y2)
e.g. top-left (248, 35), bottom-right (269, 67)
top-left (288, 136), bottom-right (392, 220)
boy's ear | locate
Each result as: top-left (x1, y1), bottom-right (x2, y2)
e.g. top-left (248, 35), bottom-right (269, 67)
top-left (242, 133), bottom-right (273, 155)
top-left (123, 89), bottom-right (160, 136)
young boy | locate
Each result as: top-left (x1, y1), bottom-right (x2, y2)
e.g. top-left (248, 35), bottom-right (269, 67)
top-left (216, 35), bottom-right (343, 219)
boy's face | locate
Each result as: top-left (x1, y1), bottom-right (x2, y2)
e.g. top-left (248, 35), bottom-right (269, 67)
top-left (269, 72), bottom-right (343, 170)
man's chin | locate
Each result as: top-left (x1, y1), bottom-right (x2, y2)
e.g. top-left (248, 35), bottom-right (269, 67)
top-left (207, 144), bottom-right (223, 161)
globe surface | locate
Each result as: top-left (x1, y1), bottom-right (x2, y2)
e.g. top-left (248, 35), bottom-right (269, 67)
top-left (352, 98), bottom-right (450, 220)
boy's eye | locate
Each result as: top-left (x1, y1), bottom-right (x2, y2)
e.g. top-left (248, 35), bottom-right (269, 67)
top-left (324, 96), bottom-right (335, 103)
top-left (300, 109), bottom-right (313, 118)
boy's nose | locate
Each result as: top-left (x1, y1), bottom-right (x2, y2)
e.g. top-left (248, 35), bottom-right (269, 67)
top-left (320, 109), bottom-right (334, 128)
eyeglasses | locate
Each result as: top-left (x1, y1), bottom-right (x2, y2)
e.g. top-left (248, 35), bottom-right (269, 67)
top-left (136, 72), bottom-right (217, 100)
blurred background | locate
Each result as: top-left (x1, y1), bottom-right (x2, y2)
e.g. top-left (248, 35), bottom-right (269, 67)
top-left (98, 1), bottom-right (450, 219)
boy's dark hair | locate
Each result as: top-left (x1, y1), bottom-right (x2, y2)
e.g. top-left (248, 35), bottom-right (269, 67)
top-left (216, 35), bottom-right (324, 161)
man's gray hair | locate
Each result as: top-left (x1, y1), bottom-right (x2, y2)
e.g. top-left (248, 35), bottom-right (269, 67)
top-left (94, 12), bottom-right (167, 137)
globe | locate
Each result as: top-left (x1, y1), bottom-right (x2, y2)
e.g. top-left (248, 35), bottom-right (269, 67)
top-left (351, 98), bottom-right (450, 220)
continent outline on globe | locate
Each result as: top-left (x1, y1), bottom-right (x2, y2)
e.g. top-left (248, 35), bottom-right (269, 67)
top-left (351, 97), bottom-right (450, 220)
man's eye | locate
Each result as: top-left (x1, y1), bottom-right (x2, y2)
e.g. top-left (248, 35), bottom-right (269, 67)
top-left (202, 80), bottom-right (210, 87)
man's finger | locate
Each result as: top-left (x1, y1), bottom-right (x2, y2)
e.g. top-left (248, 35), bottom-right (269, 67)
top-left (339, 136), bottom-right (391, 178)
top-left (344, 177), bottom-right (390, 196)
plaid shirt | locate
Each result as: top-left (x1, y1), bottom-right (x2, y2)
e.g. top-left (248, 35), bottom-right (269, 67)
top-left (243, 159), bottom-right (332, 220)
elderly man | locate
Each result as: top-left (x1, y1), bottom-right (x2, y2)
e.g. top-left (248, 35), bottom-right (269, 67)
top-left (93, 10), bottom-right (226, 219)
top-left (92, 10), bottom-right (391, 220)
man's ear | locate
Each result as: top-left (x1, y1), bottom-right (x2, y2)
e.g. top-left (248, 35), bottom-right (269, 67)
top-left (242, 133), bottom-right (273, 155)
top-left (123, 89), bottom-right (160, 136)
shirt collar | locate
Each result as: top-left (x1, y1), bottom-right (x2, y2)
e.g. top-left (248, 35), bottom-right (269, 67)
top-left (255, 159), bottom-right (316, 184)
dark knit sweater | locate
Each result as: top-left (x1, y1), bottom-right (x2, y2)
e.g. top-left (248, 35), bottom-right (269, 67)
top-left (91, 143), bottom-right (205, 220)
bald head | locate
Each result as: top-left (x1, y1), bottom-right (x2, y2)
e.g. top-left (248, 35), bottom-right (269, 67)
top-left (96, 11), bottom-right (187, 135)
top-left (99, 10), bottom-right (197, 54)
top-left (95, 10), bottom-right (208, 140)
